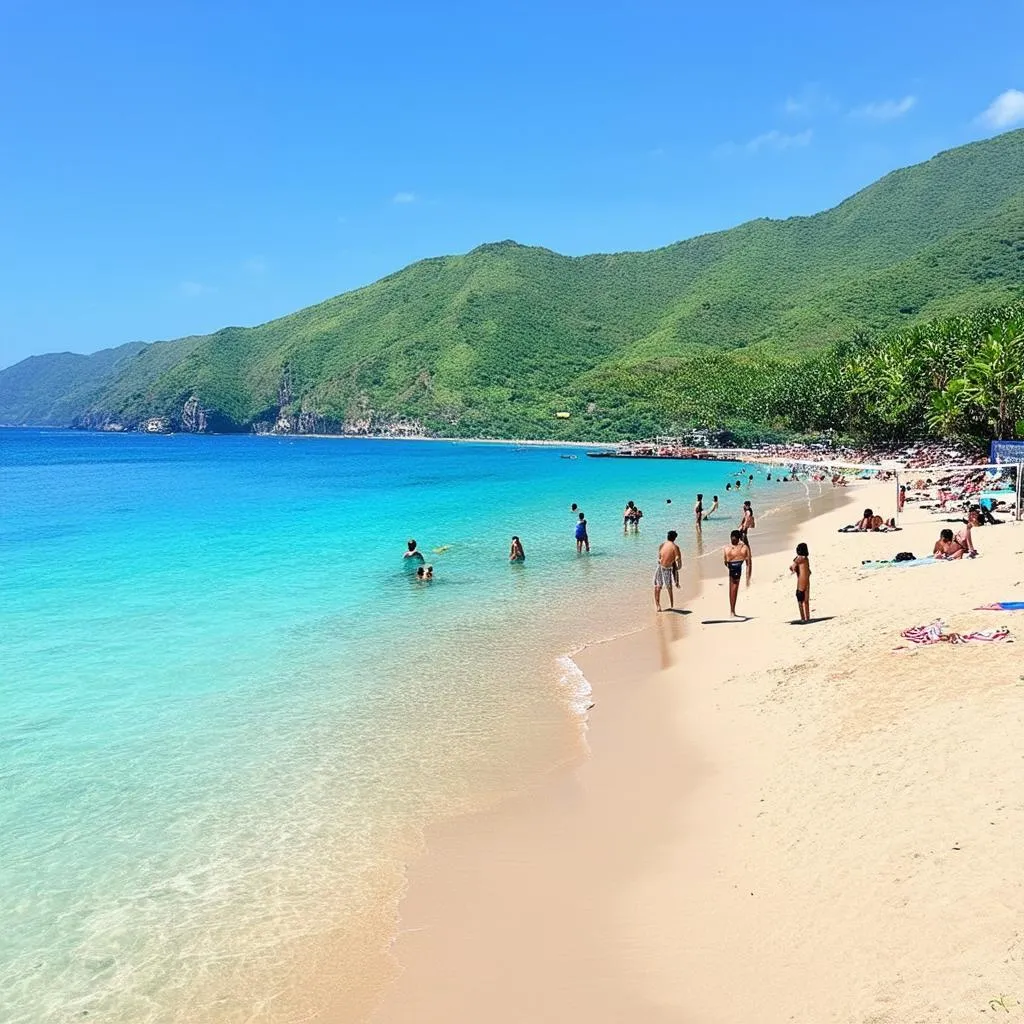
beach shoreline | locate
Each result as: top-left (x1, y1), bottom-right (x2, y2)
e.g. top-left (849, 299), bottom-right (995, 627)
top-left (363, 481), bottom-right (1024, 1024)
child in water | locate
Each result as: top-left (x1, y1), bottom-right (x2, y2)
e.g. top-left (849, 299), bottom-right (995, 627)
top-left (575, 512), bottom-right (590, 553)
top-left (789, 543), bottom-right (811, 622)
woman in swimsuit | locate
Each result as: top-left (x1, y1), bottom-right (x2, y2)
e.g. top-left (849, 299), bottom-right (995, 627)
top-left (954, 513), bottom-right (978, 557)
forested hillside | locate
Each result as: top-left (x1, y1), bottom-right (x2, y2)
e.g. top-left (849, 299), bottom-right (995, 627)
top-left (2, 130), bottom-right (1023, 440)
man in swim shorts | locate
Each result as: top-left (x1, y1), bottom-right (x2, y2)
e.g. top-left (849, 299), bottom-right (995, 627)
top-left (723, 529), bottom-right (752, 617)
top-left (739, 501), bottom-right (755, 545)
top-left (789, 542), bottom-right (811, 622)
top-left (654, 530), bottom-right (682, 611)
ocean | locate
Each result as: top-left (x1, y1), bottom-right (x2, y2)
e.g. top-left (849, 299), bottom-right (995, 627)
top-left (0, 429), bottom-right (814, 1022)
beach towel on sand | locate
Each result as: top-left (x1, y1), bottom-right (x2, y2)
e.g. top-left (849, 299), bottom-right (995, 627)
top-left (900, 620), bottom-right (1011, 645)
top-left (861, 557), bottom-right (935, 570)
top-left (976, 602), bottom-right (1024, 611)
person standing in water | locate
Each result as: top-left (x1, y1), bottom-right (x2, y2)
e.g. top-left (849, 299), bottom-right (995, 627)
top-left (575, 512), bottom-right (590, 553)
top-left (694, 493), bottom-right (704, 526)
top-left (703, 495), bottom-right (719, 520)
top-left (509, 536), bottom-right (525, 562)
top-left (404, 539), bottom-right (425, 565)
top-left (623, 500), bottom-right (639, 532)
top-left (739, 501), bottom-right (755, 545)
top-left (723, 529), bottom-right (752, 617)
top-left (789, 542), bottom-right (811, 622)
top-left (654, 530), bottom-right (682, 612)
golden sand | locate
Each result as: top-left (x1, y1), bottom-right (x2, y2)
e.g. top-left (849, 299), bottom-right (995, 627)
top-left (364, 481), bottom-right (1023, 1024)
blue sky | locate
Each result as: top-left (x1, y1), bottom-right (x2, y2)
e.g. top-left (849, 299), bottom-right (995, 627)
top-left (1, 0), bottom-right (1023, 368)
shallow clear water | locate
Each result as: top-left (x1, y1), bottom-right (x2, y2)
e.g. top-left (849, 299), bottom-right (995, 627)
top-left (1, 430), bottom-right (788, 1022)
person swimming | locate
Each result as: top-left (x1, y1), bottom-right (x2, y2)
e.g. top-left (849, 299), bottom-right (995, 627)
top-left (415, 564), bottom-right (434, 581)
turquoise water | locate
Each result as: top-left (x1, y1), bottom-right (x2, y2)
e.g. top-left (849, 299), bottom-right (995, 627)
top-left (2, 430), bottom-right (787, 1022)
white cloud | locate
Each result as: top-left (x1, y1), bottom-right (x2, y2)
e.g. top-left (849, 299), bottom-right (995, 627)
top-left (852, 95), bottom-right (917, 120)
top-left (977, 89), bottom-right (1024, 129)
top-left (715, 128), bottom-right (813, 158)
top-left (782, 84), bottom-right (838, 117)
top-left (746, 128), bottom-right (813, 153)
top-left (391, 191), bottom-right (416, 204)
top-left (179, 281), bottom-right (215, 297)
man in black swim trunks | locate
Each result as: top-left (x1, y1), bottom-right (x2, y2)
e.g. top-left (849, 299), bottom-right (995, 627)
top-left (723, 529), bottom-right (751, 617)
top-left (739, 501), bottom-right (755, 545)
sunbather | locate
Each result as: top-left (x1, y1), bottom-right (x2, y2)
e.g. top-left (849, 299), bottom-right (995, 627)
top-left (933, 529), bottom-right (965, 560)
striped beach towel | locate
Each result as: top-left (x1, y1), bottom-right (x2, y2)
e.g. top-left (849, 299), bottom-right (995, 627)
top-left (901, 619), bottom-right (1011, 645)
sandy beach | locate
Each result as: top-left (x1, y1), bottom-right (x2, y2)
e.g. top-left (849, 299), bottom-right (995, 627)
top-left (366, 480), bottom-right (1023, 1024)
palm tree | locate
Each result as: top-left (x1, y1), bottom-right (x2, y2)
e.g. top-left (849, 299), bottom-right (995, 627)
top-left (962, 319), bottom-right (1024, 439)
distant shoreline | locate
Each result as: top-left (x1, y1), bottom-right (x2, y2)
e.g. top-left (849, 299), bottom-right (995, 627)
top-left (285, 433), bottom-right (618, 449)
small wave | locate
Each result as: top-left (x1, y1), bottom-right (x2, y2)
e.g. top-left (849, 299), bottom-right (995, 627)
top-left (556, 654), bottom-right (593, 716)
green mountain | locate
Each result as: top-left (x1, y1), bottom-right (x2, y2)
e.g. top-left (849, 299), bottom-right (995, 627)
top-left (3, 130), bottom-right (1023, 439)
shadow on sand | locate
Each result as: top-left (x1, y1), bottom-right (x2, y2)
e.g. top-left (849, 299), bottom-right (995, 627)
top-left (789, 616), bottom-right (836, 625)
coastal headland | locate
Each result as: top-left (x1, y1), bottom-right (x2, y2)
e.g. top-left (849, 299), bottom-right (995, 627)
top-left (365, 479), bottom-right (1023, 1024)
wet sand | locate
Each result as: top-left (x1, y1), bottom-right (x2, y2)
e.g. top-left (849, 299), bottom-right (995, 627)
top-left (365, 482), bottom-right (1024, 1024)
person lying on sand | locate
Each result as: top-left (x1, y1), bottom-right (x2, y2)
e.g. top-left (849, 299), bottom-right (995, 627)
top-left (838, 510), bottom-right (899, 533)
top-left (933, 529), bottom-right (965, 560)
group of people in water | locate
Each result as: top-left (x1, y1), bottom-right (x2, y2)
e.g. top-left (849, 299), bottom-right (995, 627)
top-left (403, 474), bottom-right (814, 619)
